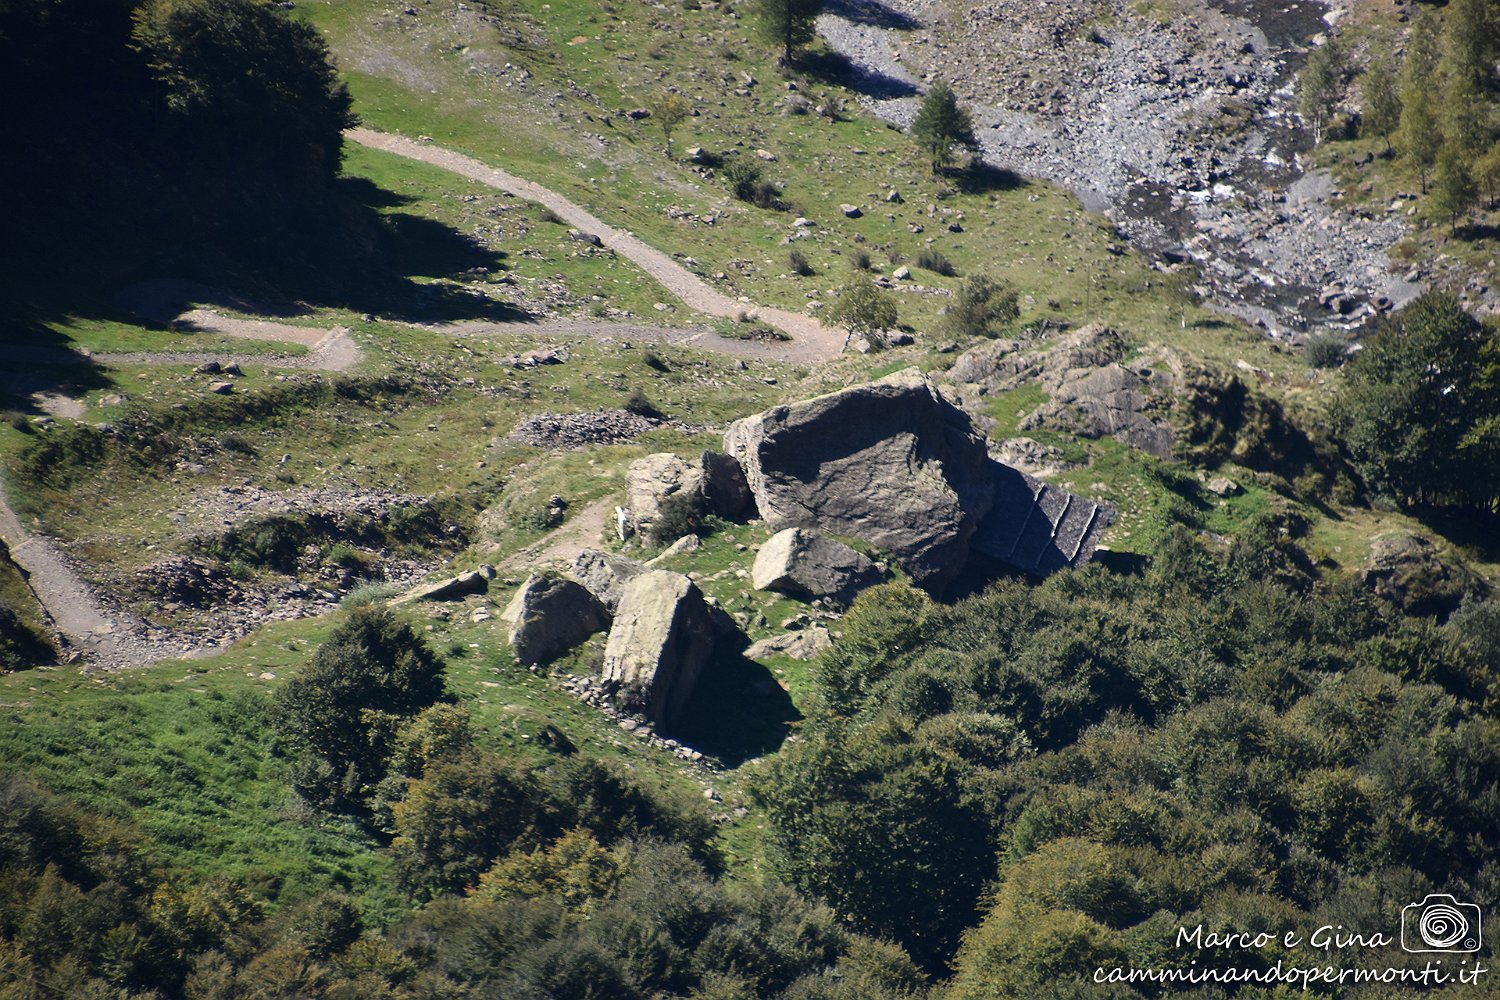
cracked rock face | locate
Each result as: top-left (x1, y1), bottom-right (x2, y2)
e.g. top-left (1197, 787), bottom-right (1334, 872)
top-left (602, 570), bottom-right (717, 729)
top-left (725, 369), bottom-right (996, 591)
top-left (945, 325), bottom-right (1178, 459)
top-left (726, 368), bottom-right (1115, 588)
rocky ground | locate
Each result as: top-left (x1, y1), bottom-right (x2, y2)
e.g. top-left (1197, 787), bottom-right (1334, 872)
top-left (818, 0), bottom-right (1429, 339)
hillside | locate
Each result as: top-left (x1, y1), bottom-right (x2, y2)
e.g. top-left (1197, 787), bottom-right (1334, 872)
top-left (0, 0), bottom-right (1497, 996)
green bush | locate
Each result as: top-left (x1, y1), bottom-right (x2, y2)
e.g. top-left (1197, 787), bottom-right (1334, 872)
top-left (941, 273), bottom-right (1019, 339)
top-left (273, 606), bottom-right (449, 812)
top-left (723, 158), bottom-right (784, 210)
top-left (914, 249), bottom-right (957, 276)
top-left (1302, 330), bottom-right (1347, 368)
top-left (649, 491), bottom-right (704, 545)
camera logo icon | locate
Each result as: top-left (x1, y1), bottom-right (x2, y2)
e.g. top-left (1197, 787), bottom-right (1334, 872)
top-left (1402, 895), bottom-right (1482, 953)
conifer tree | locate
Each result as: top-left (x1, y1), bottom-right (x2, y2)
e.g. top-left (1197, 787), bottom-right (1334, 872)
top-left (910, 82), bottom-right (977, 175)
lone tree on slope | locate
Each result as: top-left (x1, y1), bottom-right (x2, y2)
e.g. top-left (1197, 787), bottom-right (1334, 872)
top-left (655, 92), bottom-right (691, 159)
top-left (758, 0), bottom-right (825, 67)
top-left (910, 82), bottom-right (976, 175)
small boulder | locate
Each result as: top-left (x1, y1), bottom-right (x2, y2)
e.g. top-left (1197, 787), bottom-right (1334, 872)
top-left (603, 571), bottom-right (720, 728)
top-left (626, 450), bottom-right (750, 534)
top-left (502, 574), bottom-right (609, 665)
top-left (840, 203), bottom-right (863, 218)
top-left (626, 453), bottom-right (701, 535)
top-left (207, 381), bottom-right (234, 395)
top-left (570, 549), bottom-right (647, 612)
top-left (745, 624), bottom-right (832, 661)
top-left (752, 528), bottom-right (882, 605)
top-left (650, 534), bottom-right (702, 563)
top-left (398, 569), bottom-right (489, 603)
top-left (892, 265), bottom-right (911, 280)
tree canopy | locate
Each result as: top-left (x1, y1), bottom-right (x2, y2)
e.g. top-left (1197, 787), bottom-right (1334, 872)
top-left (1335, 292), bottom-right (1500, 510)
top-left (274, 606), bottom-right (449, 811)
top-left (910, 82), bottom-right (976, 174)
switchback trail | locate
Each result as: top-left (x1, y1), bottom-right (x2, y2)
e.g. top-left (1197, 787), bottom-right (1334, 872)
top-left (346, 128), bottom-right (847, 362)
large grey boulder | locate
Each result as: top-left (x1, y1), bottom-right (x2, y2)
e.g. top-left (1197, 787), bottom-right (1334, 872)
top-left (625, 451), bottom-right (752, 536)
top-left (602, 571), bottom-right (718, 728)
top-left (752, 528), bottom-right (882, 605)
top-left (570, 549), bottom-right (647, 613)
top-left (502, 574), bottom-right (608, 665)
top-left (724, 369), bottom-right (996, 590)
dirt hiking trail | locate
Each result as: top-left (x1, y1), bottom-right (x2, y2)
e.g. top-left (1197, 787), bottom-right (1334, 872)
top-left (347, 128), bottom-right (847, 362)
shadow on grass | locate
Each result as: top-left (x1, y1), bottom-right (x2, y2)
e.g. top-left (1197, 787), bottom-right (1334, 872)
top-left (670, 648), bottom-right (802, 768)
top-left (0, 160), bottom-right (534, 366)
top-left (799, 48), bottom-right (918, 100)
top-left (953, 160), bottom-right (1027, 194)
top-left (1417, 505), bottom-right (1500, 566)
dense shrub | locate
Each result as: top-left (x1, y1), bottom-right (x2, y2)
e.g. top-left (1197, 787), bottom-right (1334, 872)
top-left (723, 158), bottom-right (785, 210)
top-left (941, 273), bottom-right (1019, 339)
top-left (274, 606), bottom-right (449, 811)
top-left (914, 249), bottom-right (957, 276)
top-left (649, 491), bottom-right (705, 545)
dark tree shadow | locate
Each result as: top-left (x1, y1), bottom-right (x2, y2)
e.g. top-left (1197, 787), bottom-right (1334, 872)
top-left (799, 48), bottom-right (919, 100)
top-left (953, 160), bottom-right (1027, 194)
top-left (669, 649), bottom-right (803, 767)
top-left (824, 0), bottom-right (919, 29)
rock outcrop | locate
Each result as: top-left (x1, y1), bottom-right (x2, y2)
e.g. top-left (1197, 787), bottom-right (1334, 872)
top-left (570, 549), bottom-right (647, 613)
top-left (752, 528), bottom-right (882, 605)
top-left (502, 574), bottom-right (609, 666)
top-left (602, 571), bottom-right (718, 728)
top-left (625, 451), bottom-right (752, 535)
top-left (725, 368), bottom-right (1113, 589)
top-left (1360, 533), bottom-right (1477, 618)
top-left (744, 625), bottom-right (833, 661)
top-left (946, 325), bottom-right (1177, 459)
top-left (725, 369), bottom-right (996, 590)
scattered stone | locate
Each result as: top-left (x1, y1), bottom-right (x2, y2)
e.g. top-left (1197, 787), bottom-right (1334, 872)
top-left (1205, 476), bottom-right (1240, 496)
top-left (207, 381), bottom-right (234, 395)
top-left (510, 409), bottom-right (661, 449)
top-left (840, 203), bottom-right (863, 218)
top-left (502, 573), bottom-right (609, 665)
top-left (892, 265), bottom-right (911, 280)
top-left (195, 361), bottom-right (222, 375)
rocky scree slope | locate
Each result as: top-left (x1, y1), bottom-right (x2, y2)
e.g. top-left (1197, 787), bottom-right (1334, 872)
top-left (819, 0), bottom-right (1421, 337)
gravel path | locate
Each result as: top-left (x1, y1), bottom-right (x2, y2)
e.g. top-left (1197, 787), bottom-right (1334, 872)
top-left (0, 492), bottom-right (158, 668)
top-left (499, 496), bottom-right (615, 573)
top-left (347, 128), bottom-right (847, 361)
